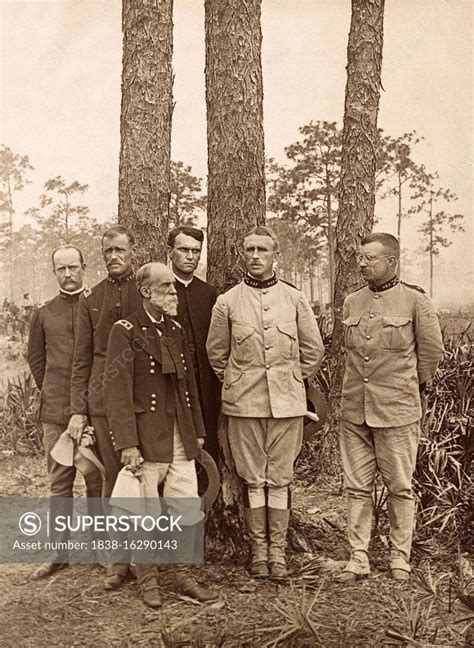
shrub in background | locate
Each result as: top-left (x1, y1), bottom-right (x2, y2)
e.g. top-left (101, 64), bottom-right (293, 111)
top-left (0, 372), bottom-right (42, 455)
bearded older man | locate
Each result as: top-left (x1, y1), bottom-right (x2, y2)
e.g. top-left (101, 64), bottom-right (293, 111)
top-left (103, 262), bottom-right (217, 607)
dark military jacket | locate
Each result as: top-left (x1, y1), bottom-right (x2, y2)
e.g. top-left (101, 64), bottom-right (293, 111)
top-left (175, 276), bottom-right (219, 459)
top-left (70, 273), bottom-right (142, 417)
top-left (103, 306), bottom-right (205, 463)
top-left (27, 291), bottom-right (82, 425)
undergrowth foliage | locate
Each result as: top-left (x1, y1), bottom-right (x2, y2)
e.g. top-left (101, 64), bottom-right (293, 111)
top-left (414, 326), bottom-right (472, 546)
top-left (0, 372), bottom-right (42, 455)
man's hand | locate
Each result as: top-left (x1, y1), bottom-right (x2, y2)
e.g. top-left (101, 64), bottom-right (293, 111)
top-left (197, 438), bottom-right (205, 449)
top-left (121, 446), bottom-right (143, 468)
top-left (67, 414), bottom-right (88, 442)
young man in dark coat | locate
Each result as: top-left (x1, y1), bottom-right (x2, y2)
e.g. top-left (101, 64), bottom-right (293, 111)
top-left (103, 262), bottom-right (217, 608)
top-left (27, 245), bottom-right (102, 578)
top-left (168, 226), bottom-right (220, 461)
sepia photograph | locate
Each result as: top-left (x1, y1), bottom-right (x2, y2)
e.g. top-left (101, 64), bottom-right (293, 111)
top-left (0, 0), bottom-right (472, 646)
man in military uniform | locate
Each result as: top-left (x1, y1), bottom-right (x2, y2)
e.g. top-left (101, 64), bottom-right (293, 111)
top-left (67, 224), bottom-right (142, 589)
top-left (206, 226), bottom-right (324, 579)
top-left (104, 262), bottom-right (218, 607)
top-left (168, 226), bottom-right (219, 460)
top-left (27, 245), bottom-right (102, 579)
top-left (338, 232), bottom-right (444, 582)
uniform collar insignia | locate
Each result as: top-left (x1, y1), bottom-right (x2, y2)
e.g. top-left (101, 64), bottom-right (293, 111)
top-left (107, 271), bottom-right (135, 285)
top-left (59, 288), bottom-right (83, 301)
top-left (244, 273), bottom-right (278, 289)
top-left (369, 275), bottom-right (399, 293)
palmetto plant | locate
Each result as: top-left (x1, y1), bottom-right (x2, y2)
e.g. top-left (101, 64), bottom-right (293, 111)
top-left (256, 582), bottom-right (327, 647)
top-left (0, 372), bottom-right (42, 454)
top-left (413, 327), bottom-right (472, 546)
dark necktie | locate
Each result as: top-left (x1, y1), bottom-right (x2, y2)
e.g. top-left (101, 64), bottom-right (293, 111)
top-left (154, 320), bottom-right (165, 335)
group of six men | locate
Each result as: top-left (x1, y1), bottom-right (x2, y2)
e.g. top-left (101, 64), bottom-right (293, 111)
top-left (27, 224), bottom-right (444, 608)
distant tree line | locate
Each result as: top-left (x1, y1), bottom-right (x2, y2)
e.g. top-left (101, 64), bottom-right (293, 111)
top-left (266, 123), bottom-right (464, 306)
top-left (0, 146), bottom-right (206, 304)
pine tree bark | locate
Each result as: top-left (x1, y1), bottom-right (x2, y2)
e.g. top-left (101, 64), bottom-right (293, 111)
top-left (326, 0), bottom-right (385, 471)
top-left (204, 0), bottom-right (266, 550)
top-left (118, 0), bottom-right (173, 265)
top-left (205, 0), bottom-right (266, 292)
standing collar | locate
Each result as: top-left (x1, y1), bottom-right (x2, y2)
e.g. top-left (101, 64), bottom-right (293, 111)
top-left (59, 287), bottom-right (84, 301)
top-left (173, 273), bottom-right (194, 288)
top-left (143, 304), bottom-right (164, 324)
top-left (107, 271), bottom-right (135, 285)
top-left (368, 275), bottom-right (399, 293)
top-left (244, 273), bottom-right (278, 289)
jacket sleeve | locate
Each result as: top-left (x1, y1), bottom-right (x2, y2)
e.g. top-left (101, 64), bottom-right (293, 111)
top-left (209, 285), bottom-right (218, 309)
top-left (103, 322), bottom-right (139, 451)
top-left (70, 294), bottom-right (93, 415)
top-left (297, 293), bottom-right (325, 380)
top-left (183, 329), bottom-right (206, 439)
top-left (206, 296), bottom-right (230, 382)
top-left (414, 293), bottom-right (445, 385)
top-left (27, 309), bottom-right (46, 390)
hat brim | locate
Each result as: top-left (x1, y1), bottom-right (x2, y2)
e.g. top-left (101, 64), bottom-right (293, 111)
top-left (303, 385), bottom-right (328, 440)
top-left (195, 449), bottom-right (220, 511)
top-left (74, 446), bottom-right (106, 481)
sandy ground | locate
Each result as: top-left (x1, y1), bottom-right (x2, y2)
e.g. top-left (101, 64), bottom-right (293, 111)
top-left (0, 453), bottom-right (471, 648)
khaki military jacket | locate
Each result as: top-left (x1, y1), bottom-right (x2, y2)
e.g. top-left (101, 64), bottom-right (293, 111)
top-left (206, 278), bottom-right (324, 418)
top-left (341, 279), bottom-right (444, 427)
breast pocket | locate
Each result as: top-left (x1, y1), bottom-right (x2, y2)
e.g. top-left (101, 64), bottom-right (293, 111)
top-left (231, 325), bottom-right (255, 364)
top-left (381, 316), bottom-right (414, 350)
top-left (342, 315), bottom-right (362, 350)
top-left (277, 322), bottom-right (298, 360)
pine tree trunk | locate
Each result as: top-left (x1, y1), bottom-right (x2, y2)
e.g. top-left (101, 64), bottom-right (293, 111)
top-left (118, 0), bottom-right (173, 265)
top-left (205, 0), bottom-right (266, 292)
top-left (205, 0), bottom-right (265, 549)
top-left (326, 0), bottom-right (385, 473)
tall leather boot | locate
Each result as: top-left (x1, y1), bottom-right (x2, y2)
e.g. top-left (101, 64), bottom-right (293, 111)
top-left (267, 508), bottom-right (290, 580)
top-left (135, 564), bottom-right (162, 608)
top-left (244, 507), bottom-right (269, 579)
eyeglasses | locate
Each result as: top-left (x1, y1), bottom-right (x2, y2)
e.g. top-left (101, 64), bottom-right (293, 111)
top-left (357, 254), bottom-right (392, 264)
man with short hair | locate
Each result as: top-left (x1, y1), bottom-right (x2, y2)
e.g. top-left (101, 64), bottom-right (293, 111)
top-left (67, 225), bottom-right (142, 589)
top-left (103, 262), bottom-right (218, 607)
top-left (27, 245), bottom-right (102, 579)
top-left (206, 226), bottom-right (324, 579)
top-left (168, 225), bottom-right (219, 460)
top-left (338, 232), bottom-right (444, 582)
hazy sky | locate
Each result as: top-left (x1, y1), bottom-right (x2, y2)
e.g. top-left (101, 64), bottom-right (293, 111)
top-left (0, 0), bottom-right (472, 305)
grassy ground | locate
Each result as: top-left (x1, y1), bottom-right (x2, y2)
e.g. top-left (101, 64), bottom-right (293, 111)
top-left (0, 452), bottom-right (471, 647)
